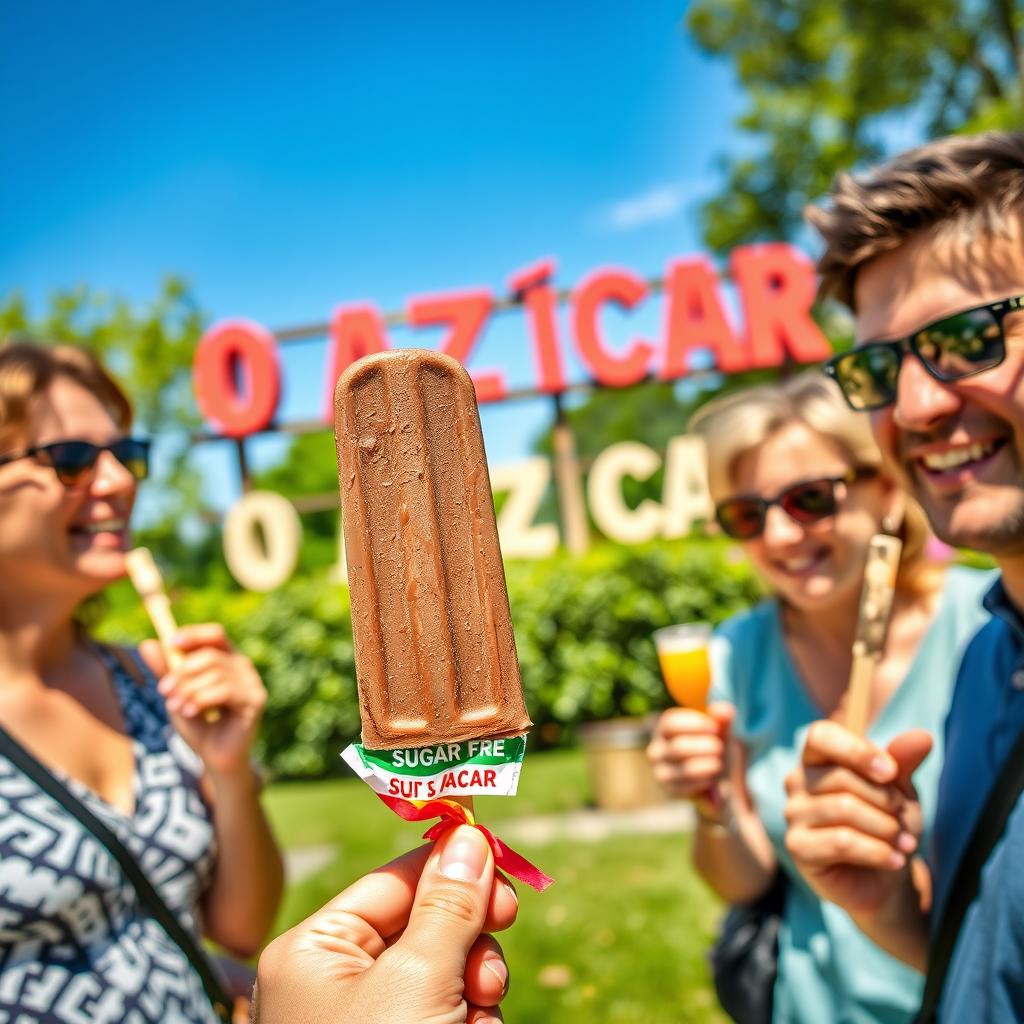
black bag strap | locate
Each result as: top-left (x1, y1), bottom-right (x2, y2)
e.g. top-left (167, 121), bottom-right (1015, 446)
top-left (0, 724), bottom-right (232, 1023)
top-left (914, 722), bottom-right (1024, 1023)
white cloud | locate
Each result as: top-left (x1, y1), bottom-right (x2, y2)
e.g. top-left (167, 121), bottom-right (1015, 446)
top-left (591, 180), bottom-right (700, 233)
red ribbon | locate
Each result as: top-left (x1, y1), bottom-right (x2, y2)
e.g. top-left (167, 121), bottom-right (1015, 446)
top-left (376, 793), bottom-right (555, 892)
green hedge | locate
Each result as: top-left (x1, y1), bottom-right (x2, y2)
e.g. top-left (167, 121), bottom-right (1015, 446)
top-left (97, 539), bottom-right (764, 780)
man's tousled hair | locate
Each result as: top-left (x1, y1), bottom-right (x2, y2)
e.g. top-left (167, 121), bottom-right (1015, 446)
top-left (808, 131), bottom-right (1024, 309)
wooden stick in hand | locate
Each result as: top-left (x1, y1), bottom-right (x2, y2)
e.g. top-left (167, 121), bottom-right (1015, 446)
top-left (844, 534), bottom-right (902, 736)
top-left (124, 548), bottom-right (220, 724)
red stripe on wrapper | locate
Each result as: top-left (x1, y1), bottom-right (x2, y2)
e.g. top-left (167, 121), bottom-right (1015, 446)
top-left (376, 793), bottom-right (555, 892)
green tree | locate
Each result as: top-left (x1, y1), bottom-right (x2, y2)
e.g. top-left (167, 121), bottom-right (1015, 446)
top-left (250, 430), bottom-right (342, 571)
top-left (688, 0), bottom-right (1024, 252)
top-left (0, 277), bottom-right (204, 432)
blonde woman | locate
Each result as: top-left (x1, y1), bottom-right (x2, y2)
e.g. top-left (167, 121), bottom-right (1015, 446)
top-left (647, 372), bottom-right (991, 1023)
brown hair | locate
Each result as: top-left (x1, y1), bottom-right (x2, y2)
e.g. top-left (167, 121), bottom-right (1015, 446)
top-left (0, 342), bottom-right (133, 450)
top-left (807, 131), bottom-right (1024, 309)
top-left (690, 371), bottom-right (939, 597)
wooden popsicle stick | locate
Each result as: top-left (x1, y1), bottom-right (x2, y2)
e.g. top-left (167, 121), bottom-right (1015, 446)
top-left (450, 795), bottom-right (476, 818)
top-left (844, 652), bottom-right (877, 736)
top-left (844, 534), bottom-right (903, 735)
top-left (124, 548), bottom-right (220, 724)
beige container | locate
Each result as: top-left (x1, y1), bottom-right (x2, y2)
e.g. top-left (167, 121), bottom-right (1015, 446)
top-left (578, 716), bottom-right (667, 811)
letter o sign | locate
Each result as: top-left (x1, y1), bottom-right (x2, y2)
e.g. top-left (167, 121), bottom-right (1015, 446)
top-left (194, 319), bottom-right (282, 438)
top-left (223, 491), bottom-right (301, 592)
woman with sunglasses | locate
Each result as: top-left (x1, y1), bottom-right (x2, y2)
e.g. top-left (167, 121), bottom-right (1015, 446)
top-left (647, 371), bottom-right (991, 1024)
top-left (0, 343), bottom-right (283, 1023)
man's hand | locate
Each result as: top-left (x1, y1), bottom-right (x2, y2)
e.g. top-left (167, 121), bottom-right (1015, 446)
top-left (785, 722), bottom-right (931, 915)
top-left (254, 825), bottom-right (517, 1024)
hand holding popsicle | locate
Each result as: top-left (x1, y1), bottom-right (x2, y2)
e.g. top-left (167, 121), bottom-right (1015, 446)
top-left (648, 623), bottom-right (731, 813)
top-left (139, 623), bottom-right (269, 779)
top-left (253, 826), bottom-right (516, 1024)
top-left (127, 550), bottom-right (267, 777)
top-left (783, 720), bottom-right (932, 936)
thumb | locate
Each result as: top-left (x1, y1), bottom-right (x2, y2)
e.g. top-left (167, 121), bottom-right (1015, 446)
top-left (887, 729), bottom-right (933, 794)
top-left (137, 638), bottom-right (168, 680)
top-left (706, 701), bottom-right (736, 742)
top-left (396, 825), bottom-right (493, 975)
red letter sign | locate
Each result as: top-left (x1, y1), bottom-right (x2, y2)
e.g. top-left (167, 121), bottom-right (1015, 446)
top-left (508, 259), bottom-right (567, 394)
top-left (193, 319), bottom-right (281, 438)
top-left (572, 269), bottom-right (653, 387)
top-left (406, 289), bottom-right (504, 402)
top-left (660, 257), bottom-right (748, 378)
top-left (730, 243), bottom-right (831, 367)
top-left (324, 304), bottom-right (391, 422)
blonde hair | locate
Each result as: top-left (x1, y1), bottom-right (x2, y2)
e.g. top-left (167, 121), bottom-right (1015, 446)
top-left (0, 342), bottom-right (133, 450)
top-left (690, 371), bottom-right (936, 595)
top-left (807, 131), bottom-right (1024, 309)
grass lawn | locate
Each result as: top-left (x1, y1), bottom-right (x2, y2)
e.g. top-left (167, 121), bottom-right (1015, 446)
top-left (263, 749), bottom-right (729, 1024)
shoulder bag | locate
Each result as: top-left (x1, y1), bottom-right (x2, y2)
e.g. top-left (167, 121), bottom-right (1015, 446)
top-left (709, 869), bottom-right (787, 1024)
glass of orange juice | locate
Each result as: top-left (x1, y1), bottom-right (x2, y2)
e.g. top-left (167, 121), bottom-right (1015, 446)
top-left (653, 623), bottom-right (712, 711)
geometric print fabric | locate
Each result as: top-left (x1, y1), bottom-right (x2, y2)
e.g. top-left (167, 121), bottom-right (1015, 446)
top-left (0, 648), bottom-right (218, 1022)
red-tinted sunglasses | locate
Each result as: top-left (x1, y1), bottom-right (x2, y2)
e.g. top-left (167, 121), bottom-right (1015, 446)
top-left (715, 468), bottom-right (877, 540)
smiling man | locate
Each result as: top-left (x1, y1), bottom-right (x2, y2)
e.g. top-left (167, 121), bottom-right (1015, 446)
top-left (782, 132), bottom-right (1024, 1022)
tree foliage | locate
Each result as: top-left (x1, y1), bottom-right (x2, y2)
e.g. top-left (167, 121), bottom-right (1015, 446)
top-left (0, 277), bottom-right (204, 433)
top-left (688, 0), bottom-right (1024, 251)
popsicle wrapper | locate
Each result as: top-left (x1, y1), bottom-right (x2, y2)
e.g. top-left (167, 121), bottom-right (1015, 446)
top-left (342, 735), bottom-right (527, 799)
top-left (341, 735), bottom-right (554, 891)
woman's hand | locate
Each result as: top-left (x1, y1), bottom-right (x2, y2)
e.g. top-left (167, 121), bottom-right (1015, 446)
top-left (254, 825), bottom-right (517, 1024)
top-left (140, 623), bottom-right (267, 778)
top-left (646, 702), bottom-right (735, 813)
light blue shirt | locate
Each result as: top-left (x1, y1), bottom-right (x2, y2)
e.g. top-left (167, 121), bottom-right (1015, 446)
top-left (709, 566), bottom-right (993, 1024)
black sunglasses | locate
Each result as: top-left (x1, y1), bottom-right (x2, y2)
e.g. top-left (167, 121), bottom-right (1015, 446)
top-left (0, 437), bottom-right (151, 486)
top-left (715, 468), bottom-right (877, 541)
top-left (823, 295), bottom-right (1024, 411)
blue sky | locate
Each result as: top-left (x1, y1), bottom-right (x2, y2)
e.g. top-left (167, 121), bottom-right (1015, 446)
top-left (1, 1), bottom-right (745, 509)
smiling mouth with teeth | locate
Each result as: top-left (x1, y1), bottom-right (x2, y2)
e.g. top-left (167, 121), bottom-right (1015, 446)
top-left (75, 519), bottom-right (127, 534)
top-left (918, 440), bottom-right (1003, 473)
top-left (777, 552), bottom-right (826, 573)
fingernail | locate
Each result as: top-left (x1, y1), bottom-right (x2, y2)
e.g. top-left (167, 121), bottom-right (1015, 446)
top-left (502, 878), bottom-right (519, 906)
top-left (157, 676), bottom-right (174, 695)
top-left (483, 956), bottom-right (509, 992)
top-left (439, 825), bottom-right (489, 882)
top-left (165, 695), bottom-right (182, 711)
top-left (896, 832), bottom-right (917, 854)
top-left (870, 757), bottom-right (896, 782)
top-left (887, 851), bottom-right (906, 869)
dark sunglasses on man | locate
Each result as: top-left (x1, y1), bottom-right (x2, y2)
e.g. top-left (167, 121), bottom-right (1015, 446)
top-left (0, 438), bottom-right (151, 486)
top-left (823, 295), bottom-right (1024, 411)
top-left (714, 467), bottom-right (878, 541)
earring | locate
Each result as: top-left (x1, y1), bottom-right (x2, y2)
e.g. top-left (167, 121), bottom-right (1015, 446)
top-left (882, 515), bottom-right (899, 535)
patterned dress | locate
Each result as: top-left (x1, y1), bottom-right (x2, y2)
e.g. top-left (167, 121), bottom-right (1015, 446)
top-left (0, 648), bottom-right (219, 1023)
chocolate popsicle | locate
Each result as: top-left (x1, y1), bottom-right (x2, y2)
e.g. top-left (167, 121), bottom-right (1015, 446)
top-left (335, 348), bottom-right (531, 750)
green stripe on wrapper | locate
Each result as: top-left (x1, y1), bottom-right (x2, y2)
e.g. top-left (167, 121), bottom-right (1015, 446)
top-left (342, 734), bottom-right (527, 799)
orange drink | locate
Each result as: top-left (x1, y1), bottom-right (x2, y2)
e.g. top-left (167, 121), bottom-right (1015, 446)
top-left (653, 623), bottom-right (712, 711)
